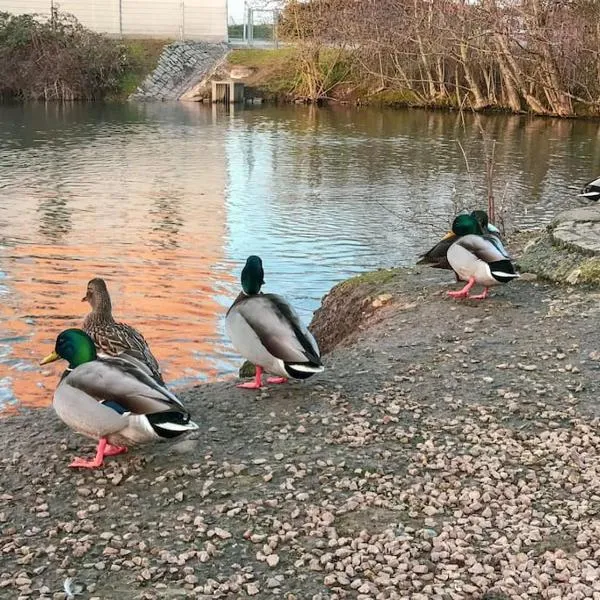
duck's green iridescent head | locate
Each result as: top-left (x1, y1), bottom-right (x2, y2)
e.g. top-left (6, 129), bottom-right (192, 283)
top-left (241, 255), bottom-right (265, 295)
top-left (452, 213), bottom-right (484, 236)
top-left (40, 328), bottom-right (97, 369)
top-left (471, 210), bottom-right (489, 230)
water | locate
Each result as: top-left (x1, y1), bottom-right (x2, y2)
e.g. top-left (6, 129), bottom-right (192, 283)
top-left (1, 102), bottom-right (599, 409)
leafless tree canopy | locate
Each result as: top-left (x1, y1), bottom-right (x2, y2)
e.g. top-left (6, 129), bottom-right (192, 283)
top-left (279, 0), bottom-right (600, 115)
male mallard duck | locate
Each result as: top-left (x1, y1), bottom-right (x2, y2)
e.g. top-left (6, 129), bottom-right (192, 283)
top-left (577, 176), bottom-right (600, 202)
top-left (471, 210), bottom-right (502, 240)
top-left (82, 278), bottom-right (164, 385)
top-left (446, 213), bottom-right (519, 300)
top-left (40, 329), bottom-right (198, 468)
top-left (225, 255), bottom-right (324, 389)
top-left (417, 209), bottom-right (501, 270)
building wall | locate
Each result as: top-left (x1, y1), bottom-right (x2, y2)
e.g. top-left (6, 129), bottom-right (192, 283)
top-left (1, 0), bottom-right (228, 41)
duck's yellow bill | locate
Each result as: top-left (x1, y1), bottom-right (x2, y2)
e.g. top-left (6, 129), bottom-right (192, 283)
top-left (40, 351), bottom-right (59, 365)
top-left (441, 231), bottom-right (455, 240)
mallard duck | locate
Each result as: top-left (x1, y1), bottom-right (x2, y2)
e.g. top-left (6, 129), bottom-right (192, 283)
top-left (446, 213), bottom-right (519, 300)
top-left (417, 209), bottom-right (500, 270)
top-left (82, 278), bottom-right (164, 385)
top-left (40, 329), bottom-right (198, 468)
top-left (225, 255), bottom-right (324, 389)
top-left (577, 176), bottom-right (600, 201)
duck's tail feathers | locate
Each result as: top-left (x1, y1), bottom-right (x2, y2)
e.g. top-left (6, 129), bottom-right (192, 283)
top-left (146, 411), bottom-right (199, 439)
top-left (577, 191), bottom-right (600, 200)
top-left (284, 362), bottom-right (325, 380)
top-left (489, 259), bottom-right (520, 283)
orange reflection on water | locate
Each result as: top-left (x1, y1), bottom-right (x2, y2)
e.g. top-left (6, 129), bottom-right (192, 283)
top-left (1, 241), bottom-right (235, 409)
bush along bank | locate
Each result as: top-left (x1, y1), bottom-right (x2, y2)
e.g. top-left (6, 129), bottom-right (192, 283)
top-left (0, 11), bottom-right (164, 101)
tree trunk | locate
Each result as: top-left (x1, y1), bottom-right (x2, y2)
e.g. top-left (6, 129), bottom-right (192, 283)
top-left (460, 42), bottom-right (487, 109)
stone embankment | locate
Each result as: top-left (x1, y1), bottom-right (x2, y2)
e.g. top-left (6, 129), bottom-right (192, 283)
top-left (518, 206), bottom-right (600, 285)
top-left (130, 41), bottom-right (229, 101)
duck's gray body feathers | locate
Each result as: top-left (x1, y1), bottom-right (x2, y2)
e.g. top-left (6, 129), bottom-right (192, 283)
top-left (226, 293), bottom-right (323, 379)
top-left (447, 234), bottom-right (519, 286)
top-left (53, 357), bottom-right (195, 447)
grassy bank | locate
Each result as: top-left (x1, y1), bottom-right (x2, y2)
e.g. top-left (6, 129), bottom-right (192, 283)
top-left (229, 47), bottom-right (361, 105)
top-left (228, 47), bottom-right (460, 108)
top-left (112, 38), bottom-right (168, 100)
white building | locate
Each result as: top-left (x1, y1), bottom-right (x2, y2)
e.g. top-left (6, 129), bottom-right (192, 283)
top-left (1, 0), bottom-right (228, 41)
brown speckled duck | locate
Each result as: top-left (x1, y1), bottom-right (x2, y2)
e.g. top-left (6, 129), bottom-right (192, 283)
top-left (82, 278), bottom-right (164, 385)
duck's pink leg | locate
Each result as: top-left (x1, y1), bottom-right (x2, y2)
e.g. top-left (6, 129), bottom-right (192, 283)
top-left (237, 366), bottom-right (263, 389)
top-left (469, 287), bottom-right (489, 300)
top-left (266, 376), bottom-right (288, 384)
top-left (447, 276), bottom-right (476, 299)
top-left (69, 438), bottom-right (109, 469)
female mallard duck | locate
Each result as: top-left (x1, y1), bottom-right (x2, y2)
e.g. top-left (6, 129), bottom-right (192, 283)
top-left (446, 213), bottom-right (519, 300)
top-left (578, 176), bottom-right (600, 202)
top-left (417, 209), bottom-right (501, 270)
top-left (225, 255), bottom-right (324, 389)
top-left (40, 329), bottom-right (198, 468)
top-left (82, 278), bottom-right (164, 385)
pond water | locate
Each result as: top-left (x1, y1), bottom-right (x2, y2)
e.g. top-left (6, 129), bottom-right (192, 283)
top-left (1, 102), bottom-right (599, 410)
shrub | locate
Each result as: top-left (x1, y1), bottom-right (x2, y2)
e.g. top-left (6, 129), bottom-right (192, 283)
top-left (0, 11), bottom-right (128, 101)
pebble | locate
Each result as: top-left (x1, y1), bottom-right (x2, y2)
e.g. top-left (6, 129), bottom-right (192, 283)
top-left (246, 583), bottom-right (260, 596)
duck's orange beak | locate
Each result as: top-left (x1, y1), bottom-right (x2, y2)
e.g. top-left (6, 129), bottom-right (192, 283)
top-left (441, 231), bottom-right (455, 240)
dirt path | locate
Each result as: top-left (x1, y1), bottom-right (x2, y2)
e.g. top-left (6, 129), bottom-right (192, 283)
top-left (2, 269), bottom-right (600, 600)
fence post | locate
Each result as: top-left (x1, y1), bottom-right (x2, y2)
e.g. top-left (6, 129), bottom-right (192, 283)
top-left (242, 2), bottom-right (247, 44)
top-left (118, 0), bottom-right (123, 37)
top-left (248, 7), bottom-right (253, 46)
top-left (180, 0), bottom-right (185, 40)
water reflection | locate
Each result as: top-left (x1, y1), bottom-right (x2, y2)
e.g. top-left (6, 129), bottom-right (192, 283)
top-left (1, 102), bottom-right (600, 409)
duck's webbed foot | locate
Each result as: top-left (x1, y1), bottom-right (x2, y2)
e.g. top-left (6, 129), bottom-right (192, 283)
top-left (266, 377), bottom-right (288, 385)
top-left (104, 444), bottom-right (128, 456)
top-left (447, 276), bottom-right (476, 299)
top-left (237, 366), bottom-right (264, 389)
top-left (69, 438), bottom-right (113, 469)
top-left (469, 287), bottom-right (489, 300)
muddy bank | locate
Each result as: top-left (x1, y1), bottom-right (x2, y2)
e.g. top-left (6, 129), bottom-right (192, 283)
top-left (3, 263), bottom-right (600, 599)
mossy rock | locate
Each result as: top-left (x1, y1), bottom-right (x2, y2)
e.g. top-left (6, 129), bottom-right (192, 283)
top-left (339, 268), bottom-right (401, 289)
top-left (517, 234), bottom-right (600, 285)
top-left (239, 360), bottom-right (256, 378)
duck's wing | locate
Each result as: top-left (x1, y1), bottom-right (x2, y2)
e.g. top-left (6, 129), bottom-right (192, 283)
top-left (65, 357), bottom-right (185, 415)
top-left (417, 233), bottom-right (456, 268)
top-left (86, 321), bottom-right (164, 385)
top-left (482, 233), bottom-right (512, 259)
top-left (455, 234), bottom-right (510, 262)
top-left (234, 294), bottom-right (321, 365)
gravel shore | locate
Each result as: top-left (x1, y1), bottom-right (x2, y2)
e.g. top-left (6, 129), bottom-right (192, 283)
top-left (2, 268), bottom-right (600, 600)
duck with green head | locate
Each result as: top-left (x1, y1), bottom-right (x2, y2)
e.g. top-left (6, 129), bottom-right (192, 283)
top-left (41, 329), bottom-right (198, 468)
top-left (417, 209), bottom-right (501, 270)
top-left (225, 255), bottom-right (324, 389)
top-left (446, 213), bottom-right (519, 300)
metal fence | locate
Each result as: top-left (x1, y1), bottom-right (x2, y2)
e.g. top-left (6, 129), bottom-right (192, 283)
top-left (1, 0), bottom-right (227, 41)
top-left (229, 6), bottom-right (280, 48)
